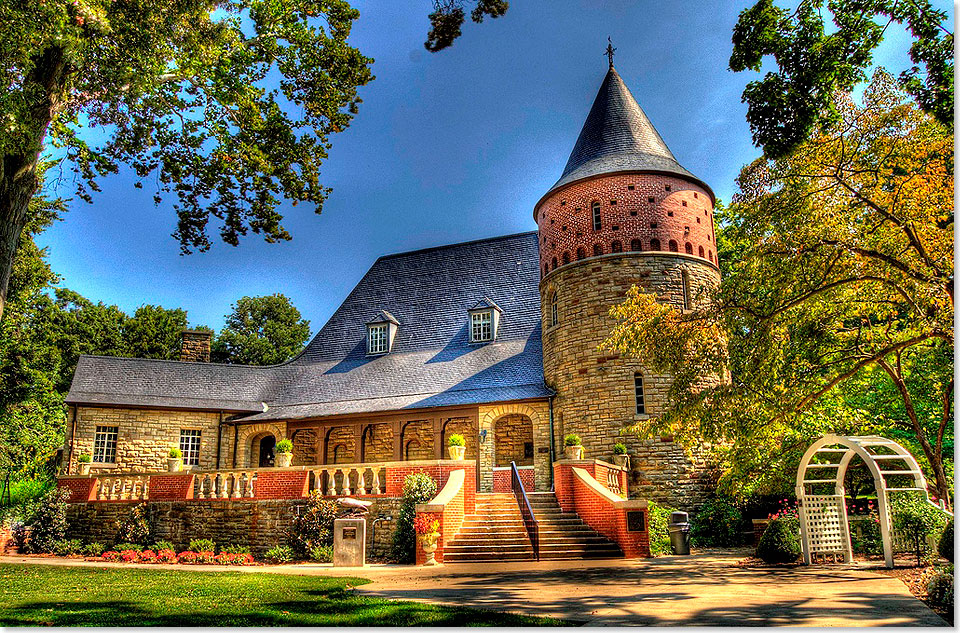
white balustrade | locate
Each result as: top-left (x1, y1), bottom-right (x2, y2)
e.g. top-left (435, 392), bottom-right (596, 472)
top-left (606, 469), bottom-right (622, 496)
top-left (308, 464), bottom-right (384, 497)
top-left (194, 470), bottom-right (256, 499)
top-left (95, 474), bottom-right (149, 501)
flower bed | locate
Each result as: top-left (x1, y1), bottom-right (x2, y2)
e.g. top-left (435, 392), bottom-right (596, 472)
top-left (99, 549), bottom-right (254, 566)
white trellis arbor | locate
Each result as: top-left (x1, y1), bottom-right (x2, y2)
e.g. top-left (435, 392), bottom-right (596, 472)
top-left (796, 434), bottom-right (945, 569)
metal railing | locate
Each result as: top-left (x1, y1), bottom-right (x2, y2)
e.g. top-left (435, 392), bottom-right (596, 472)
top-left (511, 461), bottom-right (539, 560)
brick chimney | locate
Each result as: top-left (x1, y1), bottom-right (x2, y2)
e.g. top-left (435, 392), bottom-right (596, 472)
top-left (180, 329), bottom-right (212, 362)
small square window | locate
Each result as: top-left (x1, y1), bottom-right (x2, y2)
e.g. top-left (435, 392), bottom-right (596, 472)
top-left (648, 197), bottom-right (655, 203)
top-left (682, 200), bottom-right (688, 207)
top-left (630, 211), bottom-right (637, 216)
top-left (612, 225), bottom-right (619, 231)
top-left (367, 324), bottom-right (388, 354)
top-left (650, 222), bottom-right (658, 229)
top-left (665, 185), bottom-right (671, 191)
top-left (561, 225), bottom-right (567, 231)
top-left (668, 211), bottom-right (674, 217)
top-left (694, 192), bottom-right (699, 199)
top-left (93, 426), bottom-right (118, 463)
top-left (627, 185), bottom-right (635, 191)
top-left (179, 429), bottom-right (202, 466)
top-left (560, 201), bottom-right (566, 206)
top-left (697, 217), bottom-right (701, 224)
top-left (470, 310), bottom-right (494, 343)
top-left (610, 200), bottom-right (617, 205)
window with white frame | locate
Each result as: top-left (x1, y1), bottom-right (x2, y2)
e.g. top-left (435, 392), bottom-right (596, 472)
top-left (367, 323), bottom-right (388, 354)
top-left (179, 429), bottom-right (202, 466)
top-left (682, 270), bottom-right (691, 310)
top-left (471, 310), bottom-right (493, 342)
top-left (93, 426), bottom-right (118, 463)
top-left (550, 290), bottom-right (559, 326)
top-left (634, 373), bottom-right (646, 415)
top-left (592, 201), bottom-right (602, 230)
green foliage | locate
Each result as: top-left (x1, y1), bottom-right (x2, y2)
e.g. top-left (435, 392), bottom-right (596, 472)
top-left (114, 504), bottom-right (151, 546)
top-left (563, 434), bottom-right (581, 447)
top-left (82, 542), bottom-right (105, 557)
top-left (729, 0), bottom-right (953, 159)
top-left (112, 543), bottom-right (144, 553)
top-left (188, 538), bottom-right (217, 553)
top-left (265, 544), bottom-right (295, 564)
top-left (212, 295), bottom-right (311, 365)
top-left (447, 434), bottom-right (466, 447)
top-left (52, 538), bottom-right (83, 556)
top-left (167, 447), bottom-right (182, 459)
top-left (646, 502), bottom-right (676, 556)
top-left (890, 492), bottom-right (949, 565)
top-left (2, 478), bottom-right (52, 510)
top-left (391, 473), bottom-right (438, 563)
top-left (690, 497), bottom-right (745, 547)
top-left (938, 523), bottom-right (953, 562)
top-left (425, 0), bottom-right (509, 52)
top-left (612, 443), bottom-right (627, 455)
top-left (276, 439), bottom-right (293, 454)
top-left (926, 565), bottom-right (954, 609)
top-left (850, 517), bottom-right (883, 555)
top-left (151, 540), bottom-right (175, 553)
top-left (221, 543), bottom-right (251, 555)
top-left (23, 487), bottom-right (69, 554)
top-left (76, 454), bottom-right (92, 464)
top-left (755, 516), bottom-right (801, 564)
top-left (309, 545), bottom-right (333, 563)
top-left (288, 491), bottom-right (340, 559)
top-left (123, 305), bottom-right (189, 361)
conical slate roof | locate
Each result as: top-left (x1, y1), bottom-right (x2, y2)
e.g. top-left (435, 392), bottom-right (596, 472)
top-left (543, 66), bottom-right (712, 201)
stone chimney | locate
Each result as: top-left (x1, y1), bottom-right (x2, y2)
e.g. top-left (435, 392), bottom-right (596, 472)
top-left (180, 329), bottom-right (212, 362)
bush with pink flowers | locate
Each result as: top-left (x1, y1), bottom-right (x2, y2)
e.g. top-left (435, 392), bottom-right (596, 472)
top-left (214, 552), bottom-right (255, 566)
top-left (156, 549), bottom-right (177, 564)
top-left (137, 550), bottom-right (158, 563)
top-left (177, 551), bottom-right (200, 564)
top-left (102, 551), bottom-right (122, 562)
top-left (120, 550), bottom-right (139, 563)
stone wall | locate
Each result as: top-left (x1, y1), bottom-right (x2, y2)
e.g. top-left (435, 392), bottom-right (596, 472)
top-left (540, 253), bottom-right (721, 511)
top-left (327, 426), bottom-right (357, 463)
top-left (364, 423), bottom-right (394, 462)
top-left (67, 407), bottom-right (225, 475)
top-left (291, 428), bottom-right (320, 466)
top-left (401, 420), bottom-right (434, 460)
top-left (478, 402), bottom-right (552, 493)
top-left (493, 414), bottom-right (534, 466)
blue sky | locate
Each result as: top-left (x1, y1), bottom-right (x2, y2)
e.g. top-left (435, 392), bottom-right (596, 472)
top-left (37, 1), bottom-right (939, 333)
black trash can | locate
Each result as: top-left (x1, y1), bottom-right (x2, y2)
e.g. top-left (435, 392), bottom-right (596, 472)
top-left (668, 510), bottom-right (690, 555)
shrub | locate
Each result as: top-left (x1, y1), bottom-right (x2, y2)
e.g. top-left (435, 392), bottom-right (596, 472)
top-left (447, 434), bottom-right (465, 447)
top-left (564, 434), bottom-right (582, 447)
top-left (156, 549), bottom-right (178, 564)
top-left (221, 543), bottom-right (251, 554)
top-left (101, 551), bottom-right (122, 562)
top-left (926, 565), bottom-right (954, 609)
top-left (288, 491), bottom-right (340, 558)
top-left (613, 443), bottom-right (627, 455)
top-left (215, 552), bottom-right (255, 565)
top-left (83, 542), bottom-right (105, 557)
top-left (850, 515), bottom-right (883, 555)
top-left (138, 549), bottom-right (158, 563)
top-left (120, 550), bottom-right (139, 563)
top-left (77, 454), bottom-right (92, 464)
top-left (194, 551), bottom-right (216, 564)
top-left (114, 503), bottom-right (151, 545)
top-left (113, 542), bottom-right (144, 553)
top-left (167, 446), bottom-right (182, 459)
top-left (938, 522), bottom-right (953, 562)
top-left (52, 539), bottom-right (84, 556)
top-left (276, 439), bottom-right (294, 453)
top-left (647, 502), bottom-right (675, 556)
top-left (177, 551), bottom-right (200, 564)
top-left (756, 516), bottom-right (801, 564)
top-left (151, 540), bottom-right (175, 553)
top-left (891, 492), bottom-right (949, 565)
top-left (391, 472), bottom-right (438, 563)
top-left (24, 488), bottom-right (70, 553)
top-left (309, 545), bottom-right (333, 563)
top-left (690, 497), bottom-right (745, 548)
top-left (188, 538), bottom-right (217, 553)
top-left (265, 544), bottom-right (295, 563)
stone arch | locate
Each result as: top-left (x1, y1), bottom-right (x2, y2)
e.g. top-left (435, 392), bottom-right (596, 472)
top-left (479, 403), bottom-right (545, 490)
top-left (493, 414), bottom-right (534, 467)
top-left (668, 239), bottom-right (679, 252)
top-left (234, 423), bottom-right (286, 468)
top-left (650, 238), bottom-right (661, 250)
top-left (576, 247), bottom-right (586, 260)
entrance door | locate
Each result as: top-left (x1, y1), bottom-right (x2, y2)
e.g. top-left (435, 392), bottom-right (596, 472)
top-left (258, 435), bottom-right (276, 468)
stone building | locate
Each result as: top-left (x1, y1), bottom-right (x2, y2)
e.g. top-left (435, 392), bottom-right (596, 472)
top-left (64, 62), bottom-right (718, 510)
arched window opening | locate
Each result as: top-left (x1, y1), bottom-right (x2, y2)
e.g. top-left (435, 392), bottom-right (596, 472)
top-left (669, 239), bottom-right (679, 252)
top-left (708, 250), bottom-right (713, 262)
top-left (630, 239), bottom-right (642, 252)
top-left (634, 373), bottom-right (646, 415)
top-left (698, 245), bottom-right (705, 258)
top-left (543, 263), bottom-right (549, 276)
top-left (593, 243), bottom-right (603, 257)
top-left (562, 251), bottom-right (570, 265)
top-left (682, 270), bottom-right (691, 310)
top-left (576, 247), bottom-right (586, 260)
top-left (550, 290), bottom-right (559, 327)
top-left (684, 242), bottom-right (693, 254)
top-left (551, 256), bottom-right (558, 270)
top-left (650, 238), bottom-right (661, 251)
top-left (591, 201), bottom-right (602, 231)
top-left (611, 240), bottom-right (622, 253)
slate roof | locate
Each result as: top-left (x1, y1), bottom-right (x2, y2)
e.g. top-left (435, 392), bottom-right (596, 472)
top-left (541, 66), bottom-right (713, 203)
top-left (66, 232), bottom-right (551, 420)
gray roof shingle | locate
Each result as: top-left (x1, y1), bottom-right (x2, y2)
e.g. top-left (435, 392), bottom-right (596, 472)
top-left (66, 232), bottom-right (551, 419)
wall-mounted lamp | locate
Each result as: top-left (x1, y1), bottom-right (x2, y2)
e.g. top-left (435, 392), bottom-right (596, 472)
top-left (479, 429), bottom-right (488, 444)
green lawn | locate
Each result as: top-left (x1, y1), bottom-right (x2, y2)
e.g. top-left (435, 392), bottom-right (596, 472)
top-left (0, 564), bottom-right (562, 626)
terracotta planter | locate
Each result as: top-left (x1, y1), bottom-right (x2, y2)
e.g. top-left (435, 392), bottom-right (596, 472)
top-left (276, 452), bottom-right (293, 468)
top-left (420, 533), bottom-right (440, 566)
top-left (613, 454), bottom-right (630, 469)
top-left (447, 445), bottom-right (466, 460)
top-left (564, 445), bottom-right (584, 460)
top-left (78, 462), bottom-right (91, 476)
top-left (167, 458), bottom-right (182, 473)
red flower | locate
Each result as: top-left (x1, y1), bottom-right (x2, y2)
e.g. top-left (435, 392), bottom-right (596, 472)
top-left (120, 550), bottom-right (138, 563)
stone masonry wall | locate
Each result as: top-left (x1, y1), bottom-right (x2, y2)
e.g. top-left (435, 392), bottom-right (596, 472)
top-left (540, 253), bottom-right (721, 511)
top-left (478, 402), bottom-right (551, 492)
top-left (67, 407), bottom-right (224, 475)
top-left (493, 414), bottom-right (534, 466)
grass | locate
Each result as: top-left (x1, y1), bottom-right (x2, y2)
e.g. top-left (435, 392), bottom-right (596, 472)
top-left (0, 563), bottom-right (563, 626)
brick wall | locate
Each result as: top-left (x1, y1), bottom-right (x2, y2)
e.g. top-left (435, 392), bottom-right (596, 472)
top-left (536, 173), bottom-right (718, 275)
top-left (413, 465), bottom-right (475, 565)
top-left (540, 251), bottom-right (720, 510)
top-left (58, 477), bottom-right (98, 503)
top-left (492, 466), bottom-right (534, 493)
top-left (147, 474), bottom-right (195, 500)
top-left (254, 470), bottom-right (310, 499)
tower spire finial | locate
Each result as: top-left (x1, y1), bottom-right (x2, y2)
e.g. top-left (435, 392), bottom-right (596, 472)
top-left (605, 37), bottom-right (616, 68)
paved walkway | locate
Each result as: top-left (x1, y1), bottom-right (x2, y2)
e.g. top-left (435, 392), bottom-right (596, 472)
top-left (0, 553), bottom-right (947, 626)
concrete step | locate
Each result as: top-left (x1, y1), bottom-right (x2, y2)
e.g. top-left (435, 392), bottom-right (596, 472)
top-left (443, 552), bottom-right (536, 562)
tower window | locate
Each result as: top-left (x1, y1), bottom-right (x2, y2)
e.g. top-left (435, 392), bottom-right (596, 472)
top-left (610, 200), bottom-right (617, 205)
top-left (592, 201), bottom-right (602, 231)
top-left (708, 250), bottom-right (714, 262)
top-left (650, 238), bottom-right (661, 250)
top-left (650, 222), bottom-right (657, 229)
top-left (682, 270), bottom-right (691, 310)
top-left (561, 225), bottom-right (567, 231)
top-left (562, 251), bottom-right (570, 265)
top-left (669, 240), bottom-right (678, 252)
top-left (367, 323), bottom-right (389, 355)
top-left (550, 291), bottom-right (559, 327)
top-left (698, 245), bottom-right (705, 258)
top-left (611, 240), bottom-right (622, 253)
top-left (668, 211), bottom-right (674, 217)
top-left (551, 257), bottom-right (558, 270)
top-left (561, 200), bottom-right (566, 206)
top-left (682, 200), bottom-right (688, 207)
top-left (576, 247), bottom-right (586, 260)
top-left (630, 239), bottom-right (642, 252)
top-left (697, 217), bottom-right (701, 224)
top-left (628, 184), bottom-right (635, 190)
top-left (694, 192), bottom-right (699, 199)
top-left (543, 263), bottom-right (548, 276)
top-left (685, 242), bottom-right (693, 255)
top-left (612, 225), bottom-right (619, 231)
top-left (630, 210), bottom-right (638, 216)
top-left (593, 243), bottom-right (603, 257)
top-left (665, 185), bottom-right (671, 191)
top-left (634, 373), bottom-right (646, 415)
top-left (648, 197), bottom-right (655, 203)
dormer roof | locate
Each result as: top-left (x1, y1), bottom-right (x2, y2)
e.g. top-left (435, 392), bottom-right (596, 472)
top-left (469, 297), bottom-right (502, 313)
top-left (365, 310), bottom-right (399, 326)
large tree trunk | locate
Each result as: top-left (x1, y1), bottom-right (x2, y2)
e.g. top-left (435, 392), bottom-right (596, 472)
top-left (0, 46), bottom-right (69, 322)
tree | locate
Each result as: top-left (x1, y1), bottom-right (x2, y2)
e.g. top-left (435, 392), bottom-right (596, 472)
top-left (601, 74), bottom-right (953, 506)
top-left (424, 0), bottom-right (508, 52)
top-left (730, 0), bottom-right (953, 159)
top-left (123, 305), bottom-right (190, 361)
top-left (212, 294), bottom-right (310, 365)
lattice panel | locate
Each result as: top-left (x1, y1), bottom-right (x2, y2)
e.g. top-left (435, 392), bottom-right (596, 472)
top-left (802, 494), bottom-right (848, 554)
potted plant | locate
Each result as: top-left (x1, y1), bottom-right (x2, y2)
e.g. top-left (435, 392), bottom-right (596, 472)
top-left (447, 434), bottom-right (466, 460)
top-left (564, 434), bottom-right (584, 460)
top-left (167, 446), bottom-right (183, 472)
top-left (275, 439), bottom-right (294, 468)
top-left (414, 515), bottom-right (441, 566)
top-left (77, 453), bottom-right (92, 476)
top-left (612, 442), bottom-right (630, 468)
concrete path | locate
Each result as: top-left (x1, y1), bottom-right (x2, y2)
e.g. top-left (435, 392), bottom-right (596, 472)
top-left (1, 553), bottom-right (947, 626)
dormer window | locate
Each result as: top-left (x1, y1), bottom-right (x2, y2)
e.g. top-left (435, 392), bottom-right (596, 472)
top-left (366, 310), bottom-right (399, 355)
top-left (468, 298), bottom-right (502, 343)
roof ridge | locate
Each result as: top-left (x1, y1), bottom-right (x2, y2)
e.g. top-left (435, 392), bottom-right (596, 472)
top-left (377, 230), bottom-right (537, 262)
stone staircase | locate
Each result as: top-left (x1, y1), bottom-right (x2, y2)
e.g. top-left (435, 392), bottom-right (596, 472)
top-left (528, 492), bottom-right (624, 560)
top-left (442, 491), bottom-right (623, 563)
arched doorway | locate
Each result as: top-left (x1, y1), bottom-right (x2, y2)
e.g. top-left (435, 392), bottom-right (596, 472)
top-left (250, 433), bottom-right (276, 468)
top-left (493, 414), bottom-right (534, 467)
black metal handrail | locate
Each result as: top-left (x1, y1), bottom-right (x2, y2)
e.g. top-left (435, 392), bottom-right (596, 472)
top-left (511, 461), bottom-right (539, 560)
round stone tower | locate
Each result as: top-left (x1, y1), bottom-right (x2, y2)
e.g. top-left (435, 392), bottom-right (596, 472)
top-left (538, 63), bottom-right (720, 510)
